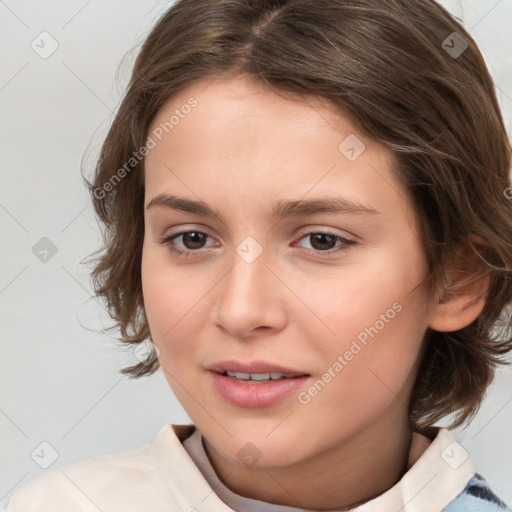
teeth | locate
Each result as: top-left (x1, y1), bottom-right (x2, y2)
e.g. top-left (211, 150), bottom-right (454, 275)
top-left (226, 371), bottom-right (251, 380)
top-left (249, 373), bottom-right (271, 380)
top-left (225, 371), bottom-right (292, 380)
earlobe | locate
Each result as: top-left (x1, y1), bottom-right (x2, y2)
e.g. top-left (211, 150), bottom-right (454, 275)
top-left (427, 237), bottom-right (492, 333)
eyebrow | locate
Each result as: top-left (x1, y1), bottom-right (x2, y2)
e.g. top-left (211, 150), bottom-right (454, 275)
top-left (146, 193), bottom-right (380, 222)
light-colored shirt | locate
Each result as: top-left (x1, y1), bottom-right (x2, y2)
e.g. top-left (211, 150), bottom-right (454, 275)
top-left (6, 423), bottom-right (511, 511)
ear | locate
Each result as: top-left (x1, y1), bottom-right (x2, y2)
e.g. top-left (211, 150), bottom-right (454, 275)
top-left (428, 236), bottom-right (491, 332)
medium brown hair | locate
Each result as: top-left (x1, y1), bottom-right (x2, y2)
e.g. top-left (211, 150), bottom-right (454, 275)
top-left (86, 0), bottom-right (512, 430)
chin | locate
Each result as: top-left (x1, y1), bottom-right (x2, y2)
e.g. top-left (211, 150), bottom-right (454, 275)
top-left (209, 426), bottom-right (314, 469)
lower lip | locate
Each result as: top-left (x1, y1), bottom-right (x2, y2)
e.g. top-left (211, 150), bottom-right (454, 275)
top-left (208, 371), bottom-right (310, 408)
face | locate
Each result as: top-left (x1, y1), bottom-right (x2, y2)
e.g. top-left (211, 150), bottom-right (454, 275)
top-left (141, 74), bottom-right (432, 468)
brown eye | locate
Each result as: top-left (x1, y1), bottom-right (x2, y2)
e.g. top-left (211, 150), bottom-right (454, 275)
top-left (308, 233), bottom-right (338, 251)
top-left (161, 230), bottom-right (216, 258)
top-left (296, 231), bottom-right (356, 255)
top-left (179, 231), bottom-right (208, 250)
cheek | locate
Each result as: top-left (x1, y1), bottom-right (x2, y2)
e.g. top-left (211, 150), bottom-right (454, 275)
top-left (299, 245), bottom-right (429, 421)
top-left (141, 245), bottom-right (207, 356)
top-left (307, 241), bottom-right (429, 354)
top-left (141, 264), bottom-right (208, 409)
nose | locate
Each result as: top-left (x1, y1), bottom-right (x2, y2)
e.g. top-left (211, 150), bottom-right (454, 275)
top-left (212, 244), bottom-right (288, 339)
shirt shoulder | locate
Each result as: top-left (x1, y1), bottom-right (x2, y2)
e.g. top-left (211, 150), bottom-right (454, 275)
top-left (6, 442), bottom-right (176, 512)
top-left (443, 473), bottom-right (511, 512)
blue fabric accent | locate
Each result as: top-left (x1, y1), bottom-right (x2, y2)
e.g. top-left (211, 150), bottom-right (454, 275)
top-left (443, 473), bottom-right (511, 511)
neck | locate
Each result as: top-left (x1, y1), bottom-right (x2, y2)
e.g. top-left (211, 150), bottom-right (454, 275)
top-left (202, 403), bottom-right (415, 511)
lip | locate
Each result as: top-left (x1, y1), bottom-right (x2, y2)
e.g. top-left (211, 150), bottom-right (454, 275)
top-left (205, 359), bottom-right (311, 409)
top-left (205, 359), bottom-right (309, 376)
top-left (207, 371), bottom-right (311, 408)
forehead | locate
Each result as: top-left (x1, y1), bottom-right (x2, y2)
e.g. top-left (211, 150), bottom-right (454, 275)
top-left (148, 74), bottom-right (365, 155)
top-left (144, 75), bottom-right (415, 231)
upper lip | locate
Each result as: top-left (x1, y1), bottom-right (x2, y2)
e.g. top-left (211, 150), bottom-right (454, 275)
top-left (206, 360), bottom-right (310, 376)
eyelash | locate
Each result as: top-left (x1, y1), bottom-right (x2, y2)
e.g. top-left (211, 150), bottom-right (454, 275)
top-left (160, 229), bottom-right (356, 259)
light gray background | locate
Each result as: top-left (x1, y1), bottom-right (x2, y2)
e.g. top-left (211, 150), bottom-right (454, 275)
top-left (1, 0), bottom-right (511, 508)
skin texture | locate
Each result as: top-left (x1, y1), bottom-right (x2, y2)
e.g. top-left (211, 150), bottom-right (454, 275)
top-left (140, 74), bottom-right (486, 510)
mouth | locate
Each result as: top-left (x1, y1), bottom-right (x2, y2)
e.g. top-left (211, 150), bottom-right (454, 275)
top-left (206, 359), bottom-right (310, 377)
top-left (205, 360), bottom-right (311, 408)
top-left (213, 369), bottom-right (309, 384)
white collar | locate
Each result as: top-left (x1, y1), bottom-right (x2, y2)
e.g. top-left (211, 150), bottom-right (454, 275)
top-left (151, 423), bottom-right (475, 512)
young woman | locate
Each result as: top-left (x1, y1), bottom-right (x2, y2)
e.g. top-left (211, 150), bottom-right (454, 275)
top-left (8, 0), bottom-right (512, 510)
